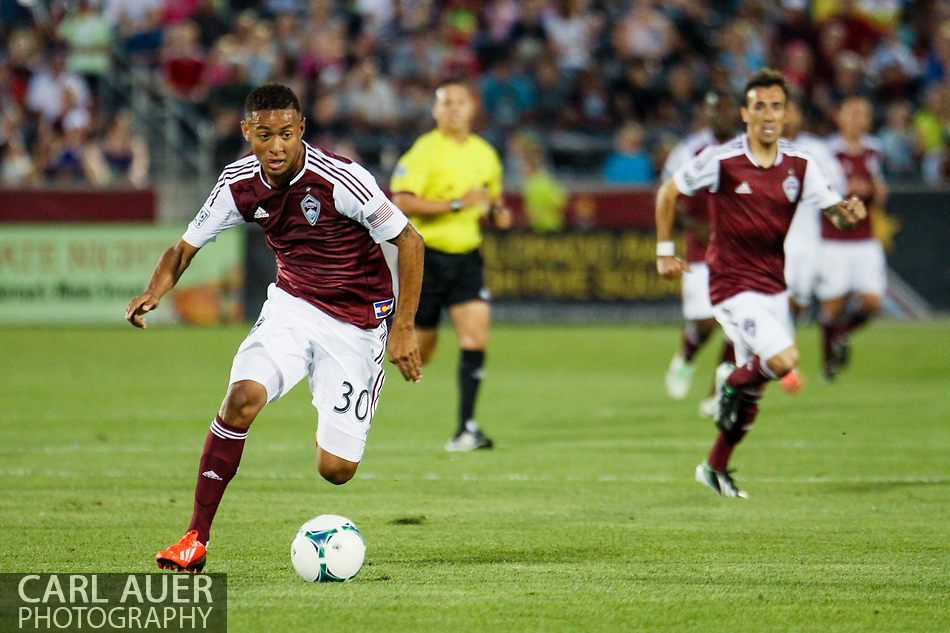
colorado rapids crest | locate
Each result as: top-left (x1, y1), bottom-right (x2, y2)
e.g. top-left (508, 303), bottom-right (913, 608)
top-left (782, 171), bottom-right (800, 203)
top-left (301, 194), bottom-right (320, 225)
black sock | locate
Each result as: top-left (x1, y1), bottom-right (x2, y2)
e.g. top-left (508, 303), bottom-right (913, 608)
top-left (458, 350), bottom-right (485, 435)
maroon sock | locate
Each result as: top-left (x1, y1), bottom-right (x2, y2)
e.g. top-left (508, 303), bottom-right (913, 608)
top-left (707, 433), bottom-right (737, 471)
top-left (820, 316), bottom-right (836, 368)
top-left (187, 416), bottom-right (247, 544)
top-left (726, 356), bottom-right (774, 391)
top-left (707, 393), bottom-right (760, 470)
top-left (682, 321), bottom-right (711, 363)
top-left (720, 340), bottom-right (736, 365)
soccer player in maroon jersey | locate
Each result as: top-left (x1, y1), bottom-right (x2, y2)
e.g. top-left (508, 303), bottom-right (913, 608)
top-left (816, 95), bottom-right (889, 381)
top-left (655, 69), bottom-right (866, 498)
top-left (660, 89), bottom-right (740, 417)
top-left (126, 84), bottom-right (424, 571)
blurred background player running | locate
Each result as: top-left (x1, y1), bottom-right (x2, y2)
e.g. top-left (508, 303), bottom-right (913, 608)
top-left (660, 89), bottom-right (741, 417)
top-left (817, 95), bottom-right (889, 381)
top-left (779, 93), bottom-right (848, 392)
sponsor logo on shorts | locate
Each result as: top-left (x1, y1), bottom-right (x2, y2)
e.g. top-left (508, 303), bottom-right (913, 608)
top-left (743, 318), bottom-right (756, 337)
top-left (373, 298), bottom-right (395, 319)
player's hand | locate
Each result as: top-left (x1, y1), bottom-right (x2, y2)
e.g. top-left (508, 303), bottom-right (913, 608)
top-left (460, 188), bottom-right (491, 214)
top-left (656, 255), bottom-right (690, 279)
top-left (838, 195), bottom-right (867, 227)
top-left (489, 204), bottom-right (513, 230)
top-left (387, 322), bottom-right (422, 383)
top-left (125, 293), bottom-right (159, 329)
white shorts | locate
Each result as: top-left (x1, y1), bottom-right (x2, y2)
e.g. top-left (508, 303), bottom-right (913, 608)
top-left (229, 284), bottom-right (388, 462)
top-left (712, 291), bottom-right (795, 367)
top-left (681, 262), bottom-right (714, 320)
top-left (815, 239), bottom-right (887, 300)
top-left (784, 243), bottom-right (820, 307)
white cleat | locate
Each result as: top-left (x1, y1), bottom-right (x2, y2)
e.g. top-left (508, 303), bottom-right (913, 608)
top-left (665, 354), bottom-right (695, 400)
top-left (695, 461), bottom-right (749, 499)
top-left (698, 396), bottom-right (718, 419)
top-left (444, 425), bottom-right (493, 452)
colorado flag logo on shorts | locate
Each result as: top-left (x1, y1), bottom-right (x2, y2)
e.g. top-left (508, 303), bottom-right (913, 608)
top-left (373, 298), bottom-right (395, 319)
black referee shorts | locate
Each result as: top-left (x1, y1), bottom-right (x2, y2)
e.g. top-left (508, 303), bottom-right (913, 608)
top-left (415, 248), bottom-right (490, 328)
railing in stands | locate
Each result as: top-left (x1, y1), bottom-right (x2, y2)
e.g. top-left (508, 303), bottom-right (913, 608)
top-left (98, 57), bottom-right (214, 190)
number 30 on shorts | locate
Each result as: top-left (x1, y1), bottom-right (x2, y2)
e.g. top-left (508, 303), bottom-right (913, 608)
top-left (333, 381), bottom-right (370, 420)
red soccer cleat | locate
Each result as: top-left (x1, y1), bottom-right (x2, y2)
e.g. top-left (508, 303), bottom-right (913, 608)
top-left (779, 369), bottom-right (804, 394)
top-left (156, 530), bottom-right (207, 573)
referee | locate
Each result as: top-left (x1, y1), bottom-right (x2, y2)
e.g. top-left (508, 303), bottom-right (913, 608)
top-left (390, 78), bottom-right (512, 451)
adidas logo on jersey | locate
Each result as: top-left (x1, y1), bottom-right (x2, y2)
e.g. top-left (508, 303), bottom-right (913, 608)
top-left (202, 470), bottom-right (223, 480)
top-left (734, 182), bottom-right (753, 194)
top-left (254, 207), bottom-right (270, 219)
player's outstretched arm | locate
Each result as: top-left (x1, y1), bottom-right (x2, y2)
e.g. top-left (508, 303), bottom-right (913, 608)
top-left (655, 178), bottom-right (691, 279)
top-left (823, 195), bottom-right (867, 231)
top-left (125, 240), bottom-right (200, 329)
top-left (387, 224), bottom-right (424, 383)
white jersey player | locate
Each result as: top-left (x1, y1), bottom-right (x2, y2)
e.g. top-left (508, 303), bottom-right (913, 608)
top-left (782, 98), bottom-right (848, 317)
top-left (660, 90), bottom-right (741, 415)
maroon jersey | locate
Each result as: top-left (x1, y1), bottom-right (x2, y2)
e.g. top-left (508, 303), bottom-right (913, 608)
top-left (822, 134), bottom-right (881, 241)
top-left (674, 135), bottom-right (842, 304)
top-left (183, 143), bottom-right (409, 329)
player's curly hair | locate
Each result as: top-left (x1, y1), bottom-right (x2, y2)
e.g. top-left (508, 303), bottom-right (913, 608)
top-left (245, 84), bottom-right (301, 115)
top-left (742, 69), bottom-right (789, 102)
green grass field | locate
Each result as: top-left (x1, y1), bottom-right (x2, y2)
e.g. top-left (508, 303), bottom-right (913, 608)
top-left (1, 321), bottom-right (948, 632)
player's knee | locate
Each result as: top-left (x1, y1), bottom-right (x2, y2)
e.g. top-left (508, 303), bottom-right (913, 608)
top-left (457, 330), bottom-right (487, 350)
top-left (863, 295), bottom-right (882, 315)
top-left (419, 343), bottom-right (437, 365)
top-left (767, 347), bottom-right (799, 378)
top-left (221, 381), bottom-right (267, 430)
top-left (696, 318), bottom-right (717, 337)
top-left (416, 330), bottom-right (438, 365)
top-left (318, 462), bottom-right (356, 486)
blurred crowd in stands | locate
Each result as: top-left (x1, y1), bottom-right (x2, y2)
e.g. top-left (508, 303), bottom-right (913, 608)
top-left (2, 0), bottom-right (950, 190)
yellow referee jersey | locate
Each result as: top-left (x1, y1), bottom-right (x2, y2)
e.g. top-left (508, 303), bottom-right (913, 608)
top-left (390, 129), bottom-right (503, 254)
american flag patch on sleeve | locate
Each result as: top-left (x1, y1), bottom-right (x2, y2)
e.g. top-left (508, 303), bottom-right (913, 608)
top-left (368, 202), bottom-right (395, 229)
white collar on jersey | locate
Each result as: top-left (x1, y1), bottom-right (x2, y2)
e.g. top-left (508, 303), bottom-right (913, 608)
top-left (742, 133), bottom-right (784, 168)
top-left (255, 143), bottom-right (311, 189)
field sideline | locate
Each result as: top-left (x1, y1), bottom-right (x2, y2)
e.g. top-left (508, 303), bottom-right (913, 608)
top-left (1, 321), bottom-right (947, 632)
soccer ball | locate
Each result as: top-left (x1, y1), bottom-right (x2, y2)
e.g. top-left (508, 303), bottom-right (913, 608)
top-left (290, 514), bottom-right (366, 582)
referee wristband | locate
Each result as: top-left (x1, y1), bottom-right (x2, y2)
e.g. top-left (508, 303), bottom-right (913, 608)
top-left (656, 241), bottom-right (676, 257)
